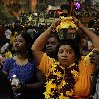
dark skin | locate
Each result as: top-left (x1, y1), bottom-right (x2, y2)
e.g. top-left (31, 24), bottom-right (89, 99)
top-left (11, 68), bottom-right (46, 93)
top-left (90, 50), bottom-right (99, 96)
top-left (73, 17), bottom-right (99, 49)
top-left (90, 50), bottom-right (99, 65)
top-left (4, 34), bottom-right (46, 94)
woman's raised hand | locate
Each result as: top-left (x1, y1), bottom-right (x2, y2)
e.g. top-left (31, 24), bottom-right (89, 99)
top-left (73, 17), bottom-right (84, 29)
top-left (50, 18), bottom-right (61, 29)
top-left (90, 49), bottom-right (99, 65)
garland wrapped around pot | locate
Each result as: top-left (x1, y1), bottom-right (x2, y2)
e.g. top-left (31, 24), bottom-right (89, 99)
top-left (56, 16), bottom-right (78, 32)
top-left (56, 16), bottom-right (78, 40)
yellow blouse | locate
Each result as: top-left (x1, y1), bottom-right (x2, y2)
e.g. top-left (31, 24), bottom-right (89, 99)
top-left (39, 53), bottom-right (95, 98)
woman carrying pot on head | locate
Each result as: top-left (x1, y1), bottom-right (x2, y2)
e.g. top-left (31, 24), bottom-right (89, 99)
top-left (32, 18), bottom-right (96, 98)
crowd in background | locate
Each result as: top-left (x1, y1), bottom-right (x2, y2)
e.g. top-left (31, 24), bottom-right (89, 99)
top-left (0, 4), bottom-right (99, 99)
top-left (0, 16), bottom-right (98, 60)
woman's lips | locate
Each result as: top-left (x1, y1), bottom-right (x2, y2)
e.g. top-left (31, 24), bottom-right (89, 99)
top-left (62, 59), bottom-right (68, 62)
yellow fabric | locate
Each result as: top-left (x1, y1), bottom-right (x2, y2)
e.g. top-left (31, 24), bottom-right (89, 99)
top-left (39, 53), bottom-right (95, 97)
top-left (56, 16), bottom-right (78, 32)
top-left (39, 53), bottom-right (55, 77)
top-left (5, 51), bottom-right (12, 59)
top-left (10, 32), bottom-right (18, 45)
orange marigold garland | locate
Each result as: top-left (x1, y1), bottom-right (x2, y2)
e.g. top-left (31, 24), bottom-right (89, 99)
top-left (44, 61), bottom-right (79, 99)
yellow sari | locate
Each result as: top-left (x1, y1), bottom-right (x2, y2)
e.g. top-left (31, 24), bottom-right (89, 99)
top-left (39, 53), bottom-right (95, 98)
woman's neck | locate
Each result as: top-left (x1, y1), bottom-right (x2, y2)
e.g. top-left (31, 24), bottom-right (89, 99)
top-left (14, 54), bottom-right (29, 66)
top-left (16, 53), bottom-right (28, 60)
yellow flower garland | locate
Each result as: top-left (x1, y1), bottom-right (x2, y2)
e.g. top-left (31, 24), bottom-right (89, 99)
top-left (56, 16), bottom-right (78, 32)
top-left (44, 61), bottom-right (79, 99)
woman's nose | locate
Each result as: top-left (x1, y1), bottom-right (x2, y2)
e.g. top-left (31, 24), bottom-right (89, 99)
top-left (62, 51), bottom-right (67, 56)
top-left (14, 41), bottom-right (19, 45)
top-left (47, 43), bottom-right (52, 47)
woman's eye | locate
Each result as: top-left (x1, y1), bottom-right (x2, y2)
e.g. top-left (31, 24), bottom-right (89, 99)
top-left (18, 40), bottom-right (23, 43)
top-left (58, 50), bottom-right (63, 53)
top-left (67, 51), bottom-right (72, 54)
top-left (51, 41), bottom-right (56, 45)
top-left (46, 41), bottom-right (49, 45)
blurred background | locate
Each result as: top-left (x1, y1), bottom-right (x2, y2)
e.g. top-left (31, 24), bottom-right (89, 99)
top-left (0, 0), bottom-right (98, 25)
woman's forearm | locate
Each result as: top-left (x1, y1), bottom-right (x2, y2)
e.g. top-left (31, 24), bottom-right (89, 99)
top-left (21, 68), bottom-right (46, 91)
top-left (32, 26), bottom-right (54, 51)
top-left (81, 26), bottom-right (99, 49)
top-left (32, 19), bottom-right (60, 51)
top-left (81, 26), bottom-right (97, 40)
top-left (24, 82), bottom-right (45, 90)
top-left (74, 19), bottom-right (99, 49)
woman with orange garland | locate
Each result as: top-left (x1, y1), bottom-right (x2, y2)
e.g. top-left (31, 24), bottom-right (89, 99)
top-left (31, 18), bottom-right (98, 98)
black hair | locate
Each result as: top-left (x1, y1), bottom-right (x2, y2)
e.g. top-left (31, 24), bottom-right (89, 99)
top-left (43, 32), bottom-right (60, 58)
top-left (54, 39), bottom-right (81, 65)
top-left (20, 31), bottom-right (34, 60)
top-left (0, 70), bottom-right (14, 99)
top-left (88, 20), bottom-right (95, 28)
top-left (49, 32), bottom-right (60, 43)
top-left (60, 4), bottom-right (70, 12)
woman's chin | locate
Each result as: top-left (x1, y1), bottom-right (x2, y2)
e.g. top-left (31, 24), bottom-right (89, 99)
top-left (61, 62), bottom-right (68, 67)
top-left (13, 49), bottom-right (19, 53)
